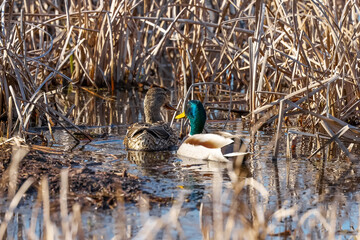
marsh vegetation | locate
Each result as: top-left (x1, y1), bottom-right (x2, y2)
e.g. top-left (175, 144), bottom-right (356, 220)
top-left (1, 0), bottom-right (360, 239)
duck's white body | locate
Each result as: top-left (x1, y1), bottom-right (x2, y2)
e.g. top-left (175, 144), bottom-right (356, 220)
top-left (177, 133), bottom-right (234, 162)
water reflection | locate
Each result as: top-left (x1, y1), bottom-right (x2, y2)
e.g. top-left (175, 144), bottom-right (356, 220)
top-left (178, 156), bottom-right (229, 172)
top-left (127, 151), bottom-right (174, 177)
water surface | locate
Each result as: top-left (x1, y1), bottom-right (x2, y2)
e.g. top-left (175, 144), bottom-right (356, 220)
top-left (3, 89), bottom-right (360, 239)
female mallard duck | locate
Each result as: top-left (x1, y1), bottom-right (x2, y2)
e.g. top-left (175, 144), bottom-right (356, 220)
top-left (124, 87), bottom-right (177, 151)
top-left (175, 100), bottom-right (247, 162)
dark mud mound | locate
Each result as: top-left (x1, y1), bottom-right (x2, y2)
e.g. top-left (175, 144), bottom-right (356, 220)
top-left (0, 143), bottom-right (147, 209)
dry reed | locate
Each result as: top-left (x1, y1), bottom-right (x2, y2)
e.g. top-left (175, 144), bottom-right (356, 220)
top-left (0, 0), bottom-right (358, 158)
top-left (0, 0), bottom-right (360, 239)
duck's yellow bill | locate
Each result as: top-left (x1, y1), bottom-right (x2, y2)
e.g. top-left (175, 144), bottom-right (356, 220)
top-left (175, 111), bottom-right (186, 119)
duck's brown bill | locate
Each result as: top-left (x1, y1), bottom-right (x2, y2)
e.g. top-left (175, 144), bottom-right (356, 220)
top-left (175, 111), bottom-right (186, 119)
top-left (164, 102), bottom-right (177, 111)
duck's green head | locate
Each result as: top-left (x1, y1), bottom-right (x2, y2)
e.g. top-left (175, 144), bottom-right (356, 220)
top-left (176, 100), bottom-right (206, 135)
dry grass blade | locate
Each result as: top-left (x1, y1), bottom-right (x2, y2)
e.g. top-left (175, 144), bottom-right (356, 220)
top-left (134, 192), bottom-right (187, 239)
top-left (0, 178), bottom-right (34, 239)
top-left (297, 209), bottom-right (334, 239)
top-left (8, 141), bottom-right (29, 198)
top-left (42, 177), bottom-right (55, 240)
top-left (60, 169), bottom-right (70, 240)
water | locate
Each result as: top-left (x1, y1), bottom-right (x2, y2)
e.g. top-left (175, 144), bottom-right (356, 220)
top-left (2, 89), bottom-right (360, 239)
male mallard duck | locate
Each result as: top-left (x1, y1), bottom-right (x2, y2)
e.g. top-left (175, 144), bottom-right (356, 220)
top-left (124, 87), bottom-right (177, 151)
top-left (175, 100), bottom-right (247, 162)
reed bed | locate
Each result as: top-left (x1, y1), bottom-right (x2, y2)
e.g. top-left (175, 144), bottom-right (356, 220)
top-left (1, 0), bottom-right (360, 239)
top-left (0, 0), bottom-right (359, 154)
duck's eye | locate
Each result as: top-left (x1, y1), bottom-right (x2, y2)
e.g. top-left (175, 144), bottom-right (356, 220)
top-left (185, 109), bottom-right (192, 118)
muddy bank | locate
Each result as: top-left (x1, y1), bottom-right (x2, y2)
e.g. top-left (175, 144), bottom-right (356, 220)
top-left (0, 143), bottom-right (172, 209)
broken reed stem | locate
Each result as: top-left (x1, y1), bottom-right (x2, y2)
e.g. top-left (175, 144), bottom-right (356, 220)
top-left (106, 12), bottom-right (115, 93)
top-left (250, 2), bottom-right (265, 123)
top-left (273, 100), bottom-right (285, 160)
top-left (43, 92), bottom-right (55, 141)
top-left (7, 96), bottom-right (12, 139)
top-left (249, 37), bottom-right (255, 123)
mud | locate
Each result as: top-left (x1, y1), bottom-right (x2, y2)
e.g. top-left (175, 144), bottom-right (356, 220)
top-left (0, 143), bottom-right (172, 209)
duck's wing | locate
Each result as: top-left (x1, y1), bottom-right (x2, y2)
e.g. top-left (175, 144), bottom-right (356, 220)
top-left (221, 136), bottom-right (249, 164)
top-left (146, 123), bottom-right (175, 139)
top-left (178, 133), bottom-right (249, 162)
top-left (208, 131), bottom-right (249, 155)
top-left (212, 131), bottom-right (247, 139)
top-left (126, 122), bottom-right (149, 138)
top-left (126, 122), bottom-right (175, 140)
top-left (124, 122), bottom-right (177, 151)
top-left (183, 133), bottom-right (233, 148)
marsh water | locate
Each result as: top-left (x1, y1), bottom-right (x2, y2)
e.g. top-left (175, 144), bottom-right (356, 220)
top-left (3, 89), bottom-right (360, 239)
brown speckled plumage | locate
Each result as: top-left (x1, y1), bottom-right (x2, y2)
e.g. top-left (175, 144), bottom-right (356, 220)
top-left (124, 88), bottom-right (177, 151)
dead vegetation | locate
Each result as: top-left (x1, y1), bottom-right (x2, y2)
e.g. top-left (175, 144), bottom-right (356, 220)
top-left (0, 0), bottom-right (360, 239)
top-left (0, 0), bottom-right (359, 156)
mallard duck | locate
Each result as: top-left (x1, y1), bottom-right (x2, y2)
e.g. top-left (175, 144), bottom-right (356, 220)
top-left (124, 87), bottom-right (177, 151)
top-left (175, 100), bottom-right (248, 162)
